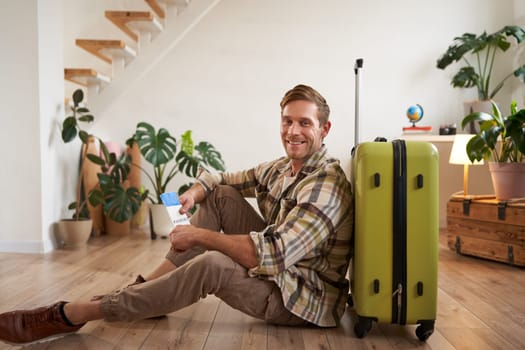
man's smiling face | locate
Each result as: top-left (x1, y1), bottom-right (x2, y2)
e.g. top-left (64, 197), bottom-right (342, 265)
top-left (280, 99), bottom-right (330, 173)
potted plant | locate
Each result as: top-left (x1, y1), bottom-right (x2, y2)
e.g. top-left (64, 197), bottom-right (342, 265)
top-left (462, 100), bottom-right (525, 200)
top-left (86, 141), bottom-right (148, 235)
top-left (437, 25), bottom-right (525, 131)
top-left (57, 89), bottom-right (95, 248)
top-left (127, 122), bottom-right (226, 238)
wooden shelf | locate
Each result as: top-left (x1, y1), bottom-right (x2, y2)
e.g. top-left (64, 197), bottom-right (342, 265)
top-left (145, 0), bottom-right (191, 19)
top-left (105, 11), bottom-right (163, 42)
top-left (76, 39), bottom-right (136, 65)
top-left (144, 0), bottom-right (166, 19)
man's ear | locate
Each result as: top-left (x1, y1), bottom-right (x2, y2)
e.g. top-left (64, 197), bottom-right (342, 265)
top-left (321, 120), bottom-right (331, 138)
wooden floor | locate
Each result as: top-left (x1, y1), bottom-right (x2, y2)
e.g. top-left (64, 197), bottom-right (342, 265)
top-left (0, 230), bottom-right (524, 350)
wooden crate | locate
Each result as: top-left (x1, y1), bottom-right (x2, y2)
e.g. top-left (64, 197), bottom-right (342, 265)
top-left (446, 196), bottom-right (525, 267)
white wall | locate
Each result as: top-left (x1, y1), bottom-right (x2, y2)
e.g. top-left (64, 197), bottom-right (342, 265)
top-left (79, 0), bottom-right (516, 181)
top-left (0, 0), bottom-right (521, 251)
top-left (0, 1), bottom-right (43, 250)
top-left (0, 0), bottom-right (66, 252)
top-left (38, 0), bottom-right (66, 252)
top-left (513, 0), bottom-right (525, 103)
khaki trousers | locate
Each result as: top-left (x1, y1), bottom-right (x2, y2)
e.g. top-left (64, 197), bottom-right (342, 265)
top-left (100, 185), bottom-right (310, 326)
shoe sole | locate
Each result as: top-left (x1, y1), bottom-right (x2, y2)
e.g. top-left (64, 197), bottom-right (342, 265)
top-left (0, 331), bottom-right (78, 346)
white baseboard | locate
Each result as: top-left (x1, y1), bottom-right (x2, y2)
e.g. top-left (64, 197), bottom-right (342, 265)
top-left (0, 239), bottom-right (54, 254)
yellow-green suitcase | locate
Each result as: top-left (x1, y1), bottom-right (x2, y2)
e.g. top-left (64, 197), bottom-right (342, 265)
top-left (350, 139), bottom-right (439, 341)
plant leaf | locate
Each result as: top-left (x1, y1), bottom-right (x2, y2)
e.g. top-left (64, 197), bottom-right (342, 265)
top-left (103, 185), bottom-right (142, 223)
top-left (180, 130), bottom-right (194, 156)
top-left (176, 151), bottom-right (199, 177)
top-left (501, 25), bottom-right (525, 44)
top-left (436, 33), bottom-right (478, 69)
top-left (466, 135), bottom-right (489, 162)
top-left (109, 154), bottom-right (131, 184)
top-left (452, 67), bottom-right (479, 88)
top-left (61, 116), bottom-right (78, 143)
top-left (72, 89), bottom-right (84, 105)
top-left (88, 189), bottom-right (104, 206)
top-left (78, 114), bottom-right (94, 123)
top-left (86, 153), bottom-right (105, 166)
top-left (135, 122), bottom-right (177, 167)
top-left (461, 112), bottom-right (493, 130)
top-left (78, 131), bottom-right (89, 144)
top-left (513, 65), bottom-right (525, 83)
top-left (195, 141), bottom-right (226, 171)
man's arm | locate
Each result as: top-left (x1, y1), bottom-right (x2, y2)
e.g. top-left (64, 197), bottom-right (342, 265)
top-left (169, 225), bottom-right (258, 269)
top-left (178, 182), bottom-right (207, 215)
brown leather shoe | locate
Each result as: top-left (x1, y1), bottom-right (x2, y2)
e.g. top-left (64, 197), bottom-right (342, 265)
top-left (0, 301), bottom-right (85, 344)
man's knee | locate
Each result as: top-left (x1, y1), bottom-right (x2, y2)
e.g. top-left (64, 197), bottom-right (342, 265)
top-left (210, 185), bottom-right (242, 201)
top-left (185, 251), bottom-right (237, 279)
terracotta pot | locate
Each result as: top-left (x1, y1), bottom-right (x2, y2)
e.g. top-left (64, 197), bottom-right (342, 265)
top-left (57, 219), bottom-right (92, 248)
top-left (82, 137), bottom-right (104, 235)
top-left (488, 162), bottom-right (525, 200)
top-left (131, 201), bottom-right (148, 229)
top-left (126, 141), bottom-right (142, 191)
top-left (104, 217), bottom-right (131, 236)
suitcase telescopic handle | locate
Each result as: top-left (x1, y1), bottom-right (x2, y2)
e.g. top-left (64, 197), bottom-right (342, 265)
top-left (354, 58), bottom-right (364, 146)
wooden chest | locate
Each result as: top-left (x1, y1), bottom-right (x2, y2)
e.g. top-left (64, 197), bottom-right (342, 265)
top-left (446, 196), bottom-right (525, 267)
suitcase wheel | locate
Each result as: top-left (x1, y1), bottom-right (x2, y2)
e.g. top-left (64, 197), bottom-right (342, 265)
top-left (354, 316), bottom-right (373, 338)
top-left (415, 321), bottom-right (435, 341)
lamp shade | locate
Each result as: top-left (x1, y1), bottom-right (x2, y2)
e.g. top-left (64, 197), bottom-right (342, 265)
top-left (449, 134), bottom-right (484, 165)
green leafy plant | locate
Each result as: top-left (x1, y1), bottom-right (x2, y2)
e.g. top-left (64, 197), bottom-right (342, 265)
top-left (437, 25), bottom-right (525, 100)
top-left (61, 89), bottom-right (95, 220)
top-left (127, 122), bottom-right (226, 204)
top-left (462, 100), bottom-right (525, 163)
top-left (86, 142), bottom-right (148, 223)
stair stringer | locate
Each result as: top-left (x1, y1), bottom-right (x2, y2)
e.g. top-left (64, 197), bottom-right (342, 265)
top-left (89, 0), bottom-right (222, 116)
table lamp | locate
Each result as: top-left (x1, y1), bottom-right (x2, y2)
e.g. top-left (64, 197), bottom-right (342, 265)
top-left (449, 134), bottom-right (484, 197)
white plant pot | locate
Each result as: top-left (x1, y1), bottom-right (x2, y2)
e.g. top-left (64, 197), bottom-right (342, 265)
top-left (57, 219), bottom-right (92, 249)
top-left (149, 203), bottom-right (172, 238)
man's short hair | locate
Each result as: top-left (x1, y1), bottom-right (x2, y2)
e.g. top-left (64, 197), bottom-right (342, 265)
top-left (280, 84), bottom-right (330, 125)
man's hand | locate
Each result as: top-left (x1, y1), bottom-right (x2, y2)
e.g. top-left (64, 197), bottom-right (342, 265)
top-left (168, 224), bottom-right (258, 269)
top-left (178, 183), bottom-right (206, 215)
top-left (169, 224), bottom-right (204, 252)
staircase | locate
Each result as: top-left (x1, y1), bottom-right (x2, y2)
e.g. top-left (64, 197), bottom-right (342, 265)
top-left (64, 0), bottom-right (220, 111)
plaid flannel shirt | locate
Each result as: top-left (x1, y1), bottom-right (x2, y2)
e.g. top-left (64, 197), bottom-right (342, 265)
top-left (196, 145), bottom-right (353, 326)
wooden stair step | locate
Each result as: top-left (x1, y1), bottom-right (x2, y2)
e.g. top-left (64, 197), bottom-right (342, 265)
top-left (105, 11), bottom-right (163, 42)
top-left (76, 39), bottom-right (137, 65)
top-left (144, 0), bottom-right (191, 19)
top-left (64, 68), bottom-right (111, 87)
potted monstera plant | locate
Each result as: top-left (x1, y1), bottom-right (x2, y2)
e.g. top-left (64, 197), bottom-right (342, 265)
top-left (58, 89), bottom-right (95, 248)
top-left (437, 25), bottom-right (525, 132)
top-left (462, 100), bottom-right (525, 200)
top-left (86, 141), bottom-right (148, 235)
top-left (127, 122), bottom-right (225, 238)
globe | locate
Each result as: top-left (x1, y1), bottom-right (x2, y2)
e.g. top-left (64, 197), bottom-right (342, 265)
top-left (406, 104), bottom-right (424, 125)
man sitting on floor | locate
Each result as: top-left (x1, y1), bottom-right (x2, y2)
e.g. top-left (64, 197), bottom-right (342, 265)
top-left (0, 84), bottom-right (353, 345)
